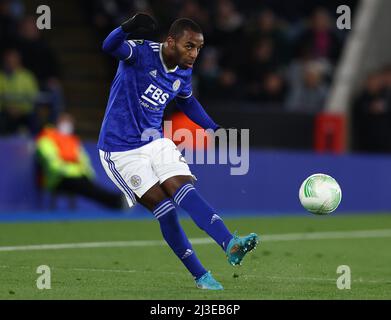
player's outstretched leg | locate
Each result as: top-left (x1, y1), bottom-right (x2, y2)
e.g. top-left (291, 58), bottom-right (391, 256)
top-left (225, 232), bottom-right (259, 266)
top-left (171, 183), bottom-right (259, 266)
top-left (153, 198), bottom-right (223, 290)
top-left (172, 183), bottom-right (233, 249)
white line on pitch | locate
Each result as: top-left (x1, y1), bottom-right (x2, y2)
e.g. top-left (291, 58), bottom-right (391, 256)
top-left (0, 229), bottom-right (391, 252)
top-left (70, 267), bottom-right (137, 273)
top-left (0, 265), bottom-right (389, 285)
top-left (252, 275), bottom-right (391, 284)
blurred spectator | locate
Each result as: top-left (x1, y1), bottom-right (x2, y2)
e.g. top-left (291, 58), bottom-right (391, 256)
top-left (217, 68), bottom-right (242, 99)
top-left (286, 44), bottom-right (332, 86)
top-left (0, 0), bottom-right (19, 54)
top-left (33, 101), bottom-right (54, 134)
top-left (245, 38), bottom-right (280, 100)
top-left (16, 16), bottom-right (59, 84)
top-left (7, 0), bottom-right (23, 19)
top-left (178, 0), bottom-right (210, 33)
top-left (15, 15), bottom-right (64, 123)
top-left (295, 7), bottom-right (342, 64)
top-left (285, 60), bottom-right (329, 113)
top-left (36, 113), bottom-right (124, 209)
top-left (196, 0), bottom-right (246, 100)
top-left (197, 47), bottom-right (221, 99)
top-left (382, 65), bottom-right (391, 106)
top-left (214, 0), bottom-right (244, 43)
top-left (257, 72), bottom-right (287, 107)
top-left (91, 0), bottom-right (133, 33)
top-left (213, 0), bottom-right (245, 73)
top-left (0, 49), bottom-right (38, 135)
top-left (82, 1), bottom-right (351, 109)
top-left (352, 70), bottom-right (391, 153)
top-left (248, 9), bottom-right (290, 65)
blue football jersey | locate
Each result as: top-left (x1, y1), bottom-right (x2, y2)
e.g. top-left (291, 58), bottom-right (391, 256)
top-left (98, 40), bottom-right (193, 152)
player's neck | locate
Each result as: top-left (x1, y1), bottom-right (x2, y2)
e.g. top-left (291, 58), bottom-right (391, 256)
top-left (161, 44), bottom-right (177, 70)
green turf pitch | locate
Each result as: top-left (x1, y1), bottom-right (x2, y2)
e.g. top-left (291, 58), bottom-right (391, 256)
top-left (0, 214), bottom-right (390, 299)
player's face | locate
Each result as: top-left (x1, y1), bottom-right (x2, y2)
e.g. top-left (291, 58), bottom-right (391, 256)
top-left (174, 30), bottom-right (204, 69)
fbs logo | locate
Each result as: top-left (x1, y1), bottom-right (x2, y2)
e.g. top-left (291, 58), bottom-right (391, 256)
top-left (142, 84), bottom-right (169, 106)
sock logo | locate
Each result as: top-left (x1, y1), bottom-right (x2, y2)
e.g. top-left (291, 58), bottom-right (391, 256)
top-left (210, 214), bottom-right (222, 224)
top-left (181, 249), bottom-right (193, 260)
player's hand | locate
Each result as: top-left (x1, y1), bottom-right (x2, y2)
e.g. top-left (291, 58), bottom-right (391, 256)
top-left (121, 13), bottom-right (157, 34)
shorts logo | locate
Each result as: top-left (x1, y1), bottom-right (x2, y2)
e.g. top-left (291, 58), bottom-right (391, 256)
top-left (130, 175), bottom-right (142, 188)
top-left (179, 154), bottom-right (187, 164)
top-left (173, 79), bottom-right (181, 91)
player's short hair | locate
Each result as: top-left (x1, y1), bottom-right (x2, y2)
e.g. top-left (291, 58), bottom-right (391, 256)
top-left (168, 18), bottom-right (202, 39)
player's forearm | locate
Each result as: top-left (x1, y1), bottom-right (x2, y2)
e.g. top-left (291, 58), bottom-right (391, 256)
top-left (175, 96), bottom-right (219, 131)
top-left (102, 27), bottom-right (131, 60)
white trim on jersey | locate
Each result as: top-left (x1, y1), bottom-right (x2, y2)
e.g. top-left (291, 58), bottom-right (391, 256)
top-left (124, 42), bottom-right (133, 60)
top-left (176, 92), bottom-right (193, 99)
top-left (149, 42), bottom-right (160, 52)
top-left (159, 43), bottom-right (178, 73)
top-left (128, 40), bottom-right (137, 47)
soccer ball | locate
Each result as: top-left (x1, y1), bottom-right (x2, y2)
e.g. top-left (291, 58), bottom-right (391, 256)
top-left (299, 173), bottom-right (342, 215)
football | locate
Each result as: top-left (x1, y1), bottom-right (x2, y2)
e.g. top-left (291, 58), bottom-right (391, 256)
top-left (299, 173), bottom-right (342, 215)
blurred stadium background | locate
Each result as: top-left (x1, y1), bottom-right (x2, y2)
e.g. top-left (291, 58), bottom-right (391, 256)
top-left (0, 0), bottom-right (391, 300)
top-left (1, 0), bottom-right (391, 215)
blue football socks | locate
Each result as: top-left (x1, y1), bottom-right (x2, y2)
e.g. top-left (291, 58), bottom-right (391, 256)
top-left (173, 184), bottom-right (233, 251)
top-left (153, 199), bottom-right (207, 279)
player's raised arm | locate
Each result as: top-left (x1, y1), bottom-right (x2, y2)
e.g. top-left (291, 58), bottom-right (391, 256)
top-left (102, 13), bottom-right (157, 61)
top-left (175, 95), bottom-right (219, 131)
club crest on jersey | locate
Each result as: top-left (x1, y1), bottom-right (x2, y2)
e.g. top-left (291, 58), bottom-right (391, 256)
top-left (173, 79), bottom-right (181, 91)
top-left (130, 175), bottom-right (142, 188)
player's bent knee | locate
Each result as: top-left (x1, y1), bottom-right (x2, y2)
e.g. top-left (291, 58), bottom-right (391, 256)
top-left (161, 175), bottom-right (194, 196)
top-left (139, 182), bottom-right (170, 211)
